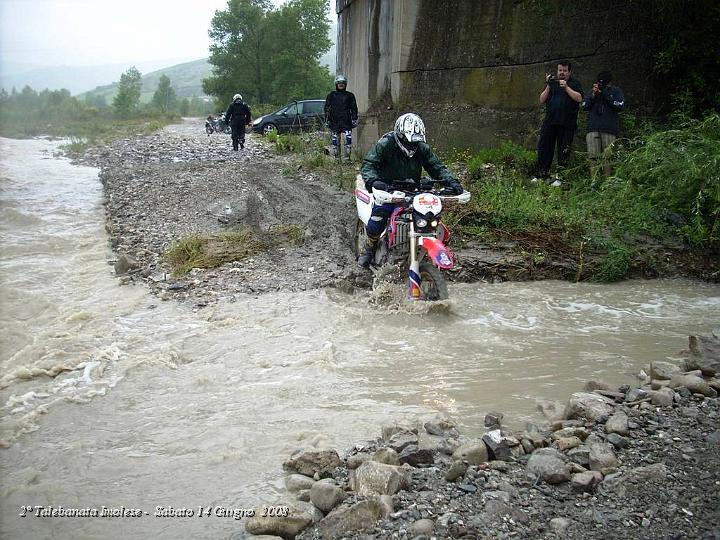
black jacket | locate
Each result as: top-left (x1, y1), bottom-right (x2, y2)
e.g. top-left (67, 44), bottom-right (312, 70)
top-left (361, 133), bottom-right (457, 191)
top-left (324, 89), bottom-right (358, 131)
top-left (225, 100), bottom-right (252, 126)
top-left (581, 85), bottom-right (625, 135)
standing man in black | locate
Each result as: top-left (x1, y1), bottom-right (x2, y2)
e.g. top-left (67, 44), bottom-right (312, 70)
top-left (532, 61), bottom-right (583, 186)
top-left (324, 75), bottom-right (358, 158)
top-left (225, 93), bottom-right (252, 151)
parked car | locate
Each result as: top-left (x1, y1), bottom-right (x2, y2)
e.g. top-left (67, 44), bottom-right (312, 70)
top-left (252, 99), bottom-right (325, 136)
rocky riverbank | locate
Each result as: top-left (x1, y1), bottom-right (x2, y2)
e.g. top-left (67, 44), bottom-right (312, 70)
top-left (238, 332), bottom-right (720, 540)
top-left (75, 118), bottom-right (368, 307)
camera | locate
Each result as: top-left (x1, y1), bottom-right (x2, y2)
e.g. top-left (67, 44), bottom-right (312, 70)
top-left (547, 74), bottom-right (557, 83)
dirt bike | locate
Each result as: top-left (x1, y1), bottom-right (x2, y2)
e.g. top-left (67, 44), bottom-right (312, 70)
top-left (205, 115), bottom-right (231, 135)
top-left (353, 175), bottom-right (471, 301)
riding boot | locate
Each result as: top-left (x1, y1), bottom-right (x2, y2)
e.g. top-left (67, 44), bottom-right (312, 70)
top-left (357, 236), bottom-right (378, 268)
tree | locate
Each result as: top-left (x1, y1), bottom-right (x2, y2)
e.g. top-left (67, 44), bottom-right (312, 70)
top-left (152, 74), bottom-right (178, 113)
top-left (203, 0), bottom-right (332, 106)
top-left (113, 66), bottom-right (143, 118)
top-left (179, 98), bottom-right (190, 116)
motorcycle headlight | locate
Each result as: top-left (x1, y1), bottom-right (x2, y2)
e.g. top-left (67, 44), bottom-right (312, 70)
top-left (416, 218), bottom-right (428, 228)
top-left (431, 220), bottom-right (438, 228)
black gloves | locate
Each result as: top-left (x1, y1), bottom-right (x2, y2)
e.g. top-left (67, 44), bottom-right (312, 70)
top-left (448, 181), bottom-right (463, 195)
top-left (372, 180), bottom-right (388, 192)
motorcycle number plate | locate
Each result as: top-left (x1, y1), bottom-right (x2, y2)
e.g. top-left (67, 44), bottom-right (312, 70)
top-left (413, 193), bottom-right (442, 214)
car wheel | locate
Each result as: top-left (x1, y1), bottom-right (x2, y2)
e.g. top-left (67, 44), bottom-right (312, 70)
top-left (262, 123), bottom-right (277, 136)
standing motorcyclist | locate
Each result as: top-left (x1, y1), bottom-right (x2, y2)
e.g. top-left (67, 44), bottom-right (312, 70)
top-left (225, 94), bottom-right (252, 151)
top-left (358, 113), bottom-right (464, 268)
top-left (324, 75), bottom-right (358, 157)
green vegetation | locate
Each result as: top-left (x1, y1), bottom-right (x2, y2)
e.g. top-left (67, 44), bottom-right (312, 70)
top-left (0, 66), bottom-right (192, 146)
top-left (264, 130), bottom-right (358, 190)
top-left (449, 114), bottom-right (719, 281)
top-left (164, 225), bottom-right (306, 276)
top-left (204, 0), bottom-right (333, 108)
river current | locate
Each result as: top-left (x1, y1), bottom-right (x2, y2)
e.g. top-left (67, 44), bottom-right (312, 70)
top-left (1, 137), bottom-right (718, 539)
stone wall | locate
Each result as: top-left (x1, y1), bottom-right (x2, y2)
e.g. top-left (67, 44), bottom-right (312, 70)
top-left (335, 0), bottom-right (660, 153)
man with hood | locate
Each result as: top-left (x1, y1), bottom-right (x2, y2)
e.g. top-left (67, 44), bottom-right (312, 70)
top-left (324, 75), bottom-right (358, 157)
top-left (225, 93), bottom-right (252, 151)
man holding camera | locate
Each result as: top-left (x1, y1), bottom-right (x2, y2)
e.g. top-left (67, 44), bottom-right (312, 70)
top-left (582, 70), bottom-right (625, 177)
top-left (532, 61), bottom-right (583, 186)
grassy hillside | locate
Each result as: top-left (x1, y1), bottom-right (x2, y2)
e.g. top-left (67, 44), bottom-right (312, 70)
top-left (83, 58), bottom-right (212, 103)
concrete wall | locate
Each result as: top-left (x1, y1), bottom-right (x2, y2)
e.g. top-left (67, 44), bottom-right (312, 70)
top-left (335, 0), bottom-right (660, 154)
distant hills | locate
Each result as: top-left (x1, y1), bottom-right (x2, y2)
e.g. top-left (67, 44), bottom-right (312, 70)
top-left (1, 26), bottom-right (336, 102)
top-left (0, 58), bottom-right (195, 96)
top-left (82, 59), bottom-right (213, 103)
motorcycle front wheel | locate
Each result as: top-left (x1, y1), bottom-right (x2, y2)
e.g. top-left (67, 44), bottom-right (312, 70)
top-left (418, 260), bottom-right (449, 301)
top-left (205, 124), bottom-right (213, 135)
top-left (352, 217), bottom-right (367, 259)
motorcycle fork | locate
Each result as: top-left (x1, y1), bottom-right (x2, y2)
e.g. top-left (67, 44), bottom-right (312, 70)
top-left (407, 223), bottom-right (422, 300)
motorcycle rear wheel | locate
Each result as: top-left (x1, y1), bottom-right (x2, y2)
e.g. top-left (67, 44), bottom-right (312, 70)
top-left (418, 260), bottom-right (448, 301)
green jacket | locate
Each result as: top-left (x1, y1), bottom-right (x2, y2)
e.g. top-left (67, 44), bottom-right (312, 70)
top-left (361, 133), bottom-right (456, 191)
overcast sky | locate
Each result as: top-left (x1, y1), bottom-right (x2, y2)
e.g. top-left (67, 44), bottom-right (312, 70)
top-left (0, 0), bottom-right (335, 70)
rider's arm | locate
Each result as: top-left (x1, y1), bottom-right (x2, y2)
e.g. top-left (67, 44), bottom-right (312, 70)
top-left (350, 93), bottom-right (358, 123)
top-left (324, 93), bottom-right (331, 122)
top-left (360, 138), bottom-right (390, 191)
top-left (420, 144), bottom-right (463, 193)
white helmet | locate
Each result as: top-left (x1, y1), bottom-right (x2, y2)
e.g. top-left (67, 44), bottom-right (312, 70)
top-left (394, 113), bottom-right (426, 157)
top-left (233, 93), bottom-right (242, 101)
top-left (334, 75), bottom-right (347, 87)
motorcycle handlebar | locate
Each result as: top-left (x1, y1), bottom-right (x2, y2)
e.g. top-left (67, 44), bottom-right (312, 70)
top-left (372, 186), bottom-right (471, 205)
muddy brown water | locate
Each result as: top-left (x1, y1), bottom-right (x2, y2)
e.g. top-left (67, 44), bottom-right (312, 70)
top-left (1, 137), bottom-right (718, 539)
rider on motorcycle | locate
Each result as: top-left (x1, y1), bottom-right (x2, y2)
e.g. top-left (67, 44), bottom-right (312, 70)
top-left (358, 113), bottom-right (464, 268)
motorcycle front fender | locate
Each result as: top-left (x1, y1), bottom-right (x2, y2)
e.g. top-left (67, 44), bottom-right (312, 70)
top-left (418, 236), bottom-right (454, 269)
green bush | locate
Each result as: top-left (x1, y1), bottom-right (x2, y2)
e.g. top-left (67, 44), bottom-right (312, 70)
top-left (614, 114), bottom-right (720, 245)
top-left (467, 140), bottom-right (535, 178)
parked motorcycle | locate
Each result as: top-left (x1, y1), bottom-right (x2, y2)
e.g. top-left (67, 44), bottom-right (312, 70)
top-left (205, 114), bottom-right (231, 135)
top-left (353, 175), bottom-right (471, 301)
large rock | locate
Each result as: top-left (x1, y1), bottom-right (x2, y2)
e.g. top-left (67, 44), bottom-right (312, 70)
top-left (386, 431), bottom-right (418, 453)
top-left (601, 463), bottom-right (667, 496)
top-left (309, 481), bottom-right (345, 514)
top-left (482, 429), bottom-right (511, 461)
top-left (588, 442), bottom-right (618, 473)
top-left (381, 422), bottom-right (417, 441)
top-left (373, 447), bottom-right (400, 466)
top-left (650, 360), bottom-right (684, 380)
top-left (605, 412), bottom-right (629, 435)
top-left (351, 461), bottom-right (409, 496)
top-left (398, 444), bottom-right (434, 466)
top-left (452, 439), bottom-right (489, 465)
top-left (245, 501), bottom-right (320, 539)
top-left (312, 498), bottom-right (388, 539)
top-left (686, 332), bottom-right (720, 376)
top-left (285, 474), bottom-right (316, 493)
top-left (283, 449), bottom-right (342, 478)
top-left (526, 448), bottom-right (572, 484)
top-left (567, 392), bottom-right (616, 422)
top-left (669, 373), bottom-right (718, 397)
